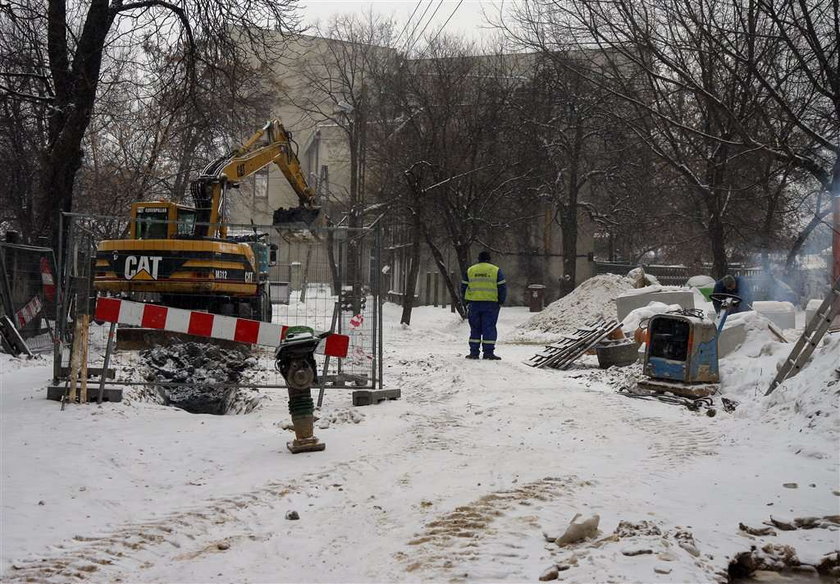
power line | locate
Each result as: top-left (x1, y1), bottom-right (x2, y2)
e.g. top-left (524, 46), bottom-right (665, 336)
top-left (424, 0), bottom-right (465, 50)
top-left (393, 0), bottom-right (424, 47)
top-left (403, 0), bottom-right (442, 53)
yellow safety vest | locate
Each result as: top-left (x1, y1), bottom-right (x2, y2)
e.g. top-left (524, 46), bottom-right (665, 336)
top-left (465, 262), bottom-right (500, 301)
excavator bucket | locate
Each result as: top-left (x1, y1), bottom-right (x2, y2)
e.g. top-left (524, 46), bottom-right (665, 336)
top-left (273, 207), bottom-right (321, 230)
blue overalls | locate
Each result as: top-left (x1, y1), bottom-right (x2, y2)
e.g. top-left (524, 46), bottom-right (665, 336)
top-left (461, 262), bottom-right (507, 357)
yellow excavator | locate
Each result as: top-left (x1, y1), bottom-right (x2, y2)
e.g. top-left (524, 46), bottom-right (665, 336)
top-left (94, 119), bottom-right (318, 322)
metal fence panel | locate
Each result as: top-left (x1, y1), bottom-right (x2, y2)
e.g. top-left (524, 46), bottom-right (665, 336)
top-left (54, 213), bottom-right (383, 397)
top-left (0, 242), bottom-right (58, 353)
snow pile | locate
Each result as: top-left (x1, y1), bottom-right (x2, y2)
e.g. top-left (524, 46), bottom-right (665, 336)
top-left (726, 332), bottom-right (839, 446)
top-left (511, 274), bottom-right (634, 343)
top-left (717, 310), bottom-right (839, 446)
top-left (317, 407), bottom-right (365, 428)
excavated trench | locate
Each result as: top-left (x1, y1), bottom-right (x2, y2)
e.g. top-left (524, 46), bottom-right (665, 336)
top-left (139, 342), bottom-right (265, 414)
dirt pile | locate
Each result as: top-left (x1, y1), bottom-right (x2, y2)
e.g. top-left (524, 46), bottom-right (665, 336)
top-left (140, 342), bottom-right (261, 415)
top-left (512, 274), bottom-right (634, 343)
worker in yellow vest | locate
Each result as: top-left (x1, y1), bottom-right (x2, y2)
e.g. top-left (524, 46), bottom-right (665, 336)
top-left (461, 251), bottom-right (507, 360)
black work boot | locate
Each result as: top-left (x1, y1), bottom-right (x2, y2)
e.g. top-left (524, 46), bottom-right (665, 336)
top-left (465, 353), bottom-right (479, 359)
top-left (483, 353), bottom-right (501, 360)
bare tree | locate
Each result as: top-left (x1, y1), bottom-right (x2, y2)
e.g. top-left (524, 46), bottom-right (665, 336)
top-left (506, 0), bottom-right (838, 276)
top-left (0, 0), bottom-right (303, 246)
top-left (276, 13), bottom-right (398, 310)
top-left (518, 54), bottom-right (636, 295)
top-left (372, 39), bottom-right (534, 318)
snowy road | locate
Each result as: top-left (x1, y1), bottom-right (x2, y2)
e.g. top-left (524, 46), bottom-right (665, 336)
top-left (1, 305), bottom-right (838, 583)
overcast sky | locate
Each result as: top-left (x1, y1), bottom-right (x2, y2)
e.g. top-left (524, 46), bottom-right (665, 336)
top-left (299, 0), bottom-right (506, 44)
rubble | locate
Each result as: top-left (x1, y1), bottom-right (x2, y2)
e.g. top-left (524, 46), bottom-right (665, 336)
top-left (139, 342), bottom-right (262, 415)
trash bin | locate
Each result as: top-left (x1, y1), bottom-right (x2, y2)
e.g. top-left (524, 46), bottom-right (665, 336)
top-left (526, 284), bottom-right (546, 312)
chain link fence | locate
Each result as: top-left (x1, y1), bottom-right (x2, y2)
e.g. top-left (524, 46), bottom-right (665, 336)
top-left (52, 212), bottom-right (383, 408)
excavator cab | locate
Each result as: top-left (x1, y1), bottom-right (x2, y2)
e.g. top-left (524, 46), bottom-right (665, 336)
top-left (129, 201), bottom-right (196, 240)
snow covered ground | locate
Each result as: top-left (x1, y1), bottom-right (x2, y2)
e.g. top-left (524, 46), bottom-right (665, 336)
top-left (1, 302), bottom-right (838, 583)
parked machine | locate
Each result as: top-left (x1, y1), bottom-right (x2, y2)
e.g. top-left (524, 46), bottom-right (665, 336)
top-left (94, 119), bottom-right (319, 324)
top-left (274, 326), bottom-right (330, 453)
top-left (637, 294), bottom-right (741, 397)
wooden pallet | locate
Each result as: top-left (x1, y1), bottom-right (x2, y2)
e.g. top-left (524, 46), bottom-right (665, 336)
top-left (526, 318), bottom-right (620, 370)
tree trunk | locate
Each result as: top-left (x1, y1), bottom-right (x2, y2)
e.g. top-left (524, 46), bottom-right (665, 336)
top-left (559, 202), bottom-right (578, 298)
top-left (421, 226), bottom-right (465, 318)
top-left (784, 203), bottom-right (831, 275)
top-left (708, 208), bottom-right (728, 279)
top-left (43, 0), bottom-right (116, 248)
top-left (400, 214), bottom-right (423, 325)
top-left (325, 219), bottom-right (342, 296)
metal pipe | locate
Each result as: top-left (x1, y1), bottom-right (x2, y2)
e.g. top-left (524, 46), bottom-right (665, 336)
top-left (97, 322), bottom-right (117, 404)
top-left (833, 194), bottom-right (839, 282)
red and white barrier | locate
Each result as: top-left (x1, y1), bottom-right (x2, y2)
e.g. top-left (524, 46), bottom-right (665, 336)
top-left (40, 257), bottom-right (56, 302)
top-left (15, 295), bottom-right (43, 328)
top-left (94, 297), bottom-right (349, 358)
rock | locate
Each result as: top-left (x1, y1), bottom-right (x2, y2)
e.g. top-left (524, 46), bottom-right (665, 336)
top-left (653, 565), bottom-right (672, 574)
top-left (768, 516), bottom-right (797, 531)
top-left (216, 541), bottom-right (230, 550)
top-left (674, 530), bottom-right (700, 557)
top-left (739, 522), bottom-right (777, 536)
top-left (657, 552), bottom-right (677, 562)
top-left (816, 551), bottom-right (839, 574)
top-left (285, 510), bottom-right (300, 520)
top-left (538, 566), bottom-right (559, 581)
top-left (782, 482), bottom-right (798, 489)
top-left (791, 565), bottom-right (818, 575)
top-left (793, 516), bottom-right (820, 529)
top-left (556, 513), bottom-right (600, 546)
top-left (622, 547), bottom-right (653, 556)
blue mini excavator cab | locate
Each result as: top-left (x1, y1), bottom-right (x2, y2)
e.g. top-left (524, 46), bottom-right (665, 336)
top-left (637, 294), bottom-right (741, 398)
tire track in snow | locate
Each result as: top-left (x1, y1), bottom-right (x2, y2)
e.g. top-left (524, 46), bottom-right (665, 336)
top-left (4, 453), bottom-right (399, 583)
top-left (2, 479), bottom-right (305, 583)
top-left (598, 391), bottom-right (720, 465)
top-left (397, 476), bottom-right (584, 580)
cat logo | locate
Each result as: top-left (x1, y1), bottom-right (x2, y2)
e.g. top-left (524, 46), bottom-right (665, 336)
top-left (236, 163), bottom-right (246, 177)
top-left (124, 256), bottom-right (163, 280)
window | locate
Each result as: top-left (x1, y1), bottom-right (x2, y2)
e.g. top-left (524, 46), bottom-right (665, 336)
top-left (135, 210), bottom-right (168, 239)
top-left (254, 169), bottom-right (268, 199)
top-left (176, 209), bottom-right (196, 236)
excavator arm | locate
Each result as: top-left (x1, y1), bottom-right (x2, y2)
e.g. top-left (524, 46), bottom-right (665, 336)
top-left (192, 119), bottom-right (319, 238)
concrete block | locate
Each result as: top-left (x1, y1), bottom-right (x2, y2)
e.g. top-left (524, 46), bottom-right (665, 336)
top-left (752, 301), bottom-right (796, 330)
top-left (352, 388), bottom-right (401, 407)
top-left (616, 289), bottom-right (695, 322)
top-left (47, 385), bottom-right (123, 402)
top-left (717, 321), bottom-right (747, 357)
top-left (805, 298), bottom-right (822, 326)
